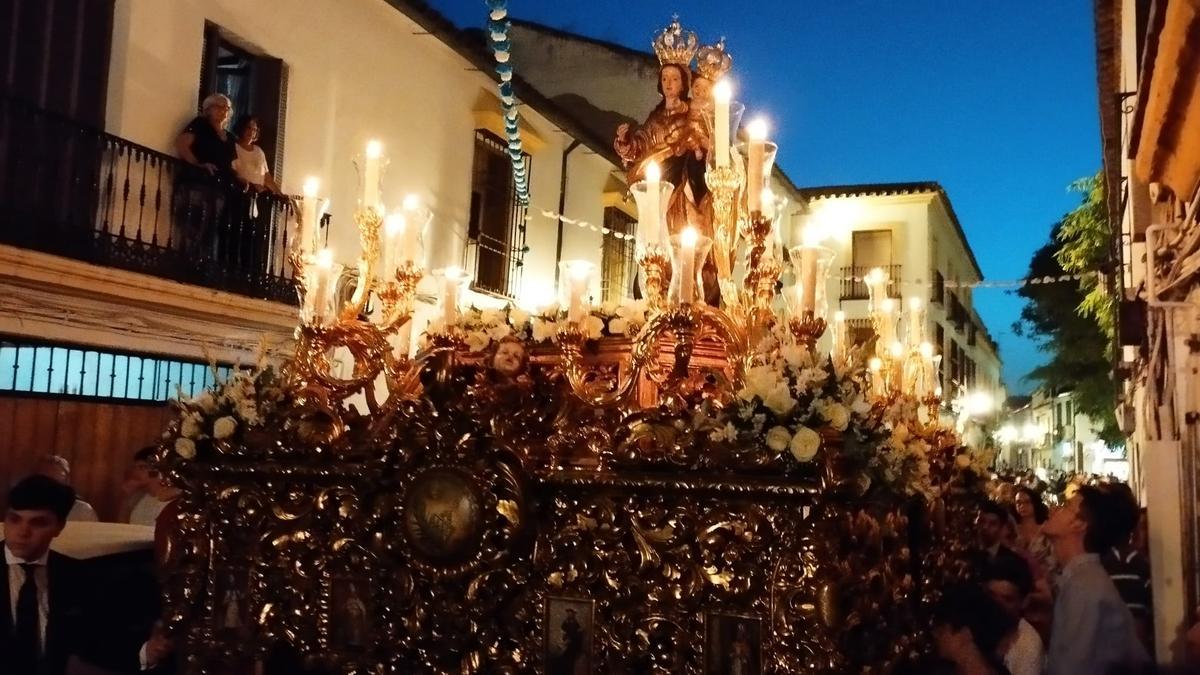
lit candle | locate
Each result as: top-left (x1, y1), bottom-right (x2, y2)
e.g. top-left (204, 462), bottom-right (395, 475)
top-left (879, 298), bottom-right (896, 345)
top-left (400, 194), bottom-right (422, 264)
top-left (800, 245), bottom-right (818, 314)
top-left (869, 356), bottom-right (884, 398)
top-left (300, 177), bottom-right (320, 253)
top-left (363, 140), bottom-right (383, 213)
top-left (713, 80), bottom-right (731, 168)
top-left (309, 248), bottom-right (336, 324)
top-left (746, 118), bottom-right (767, 213)
top-left (440, 266), bottom-right (465, 326)
top-left (679, 226), bottom-right (698, 304)
top-left (907, 297), bottom-right (925, 347)
top-left (832, 310), bottom-right (847, 364)
top-left (645, 161), bottom-right (662, 245)
top-left (381, 211), bottom-right (404, 281)
top-left (565, 262), bottom-right (592, 323)
top-left (918, 341), bottom-right (935, 398)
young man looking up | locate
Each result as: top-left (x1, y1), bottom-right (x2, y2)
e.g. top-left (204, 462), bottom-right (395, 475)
top-left (1043, 485), bottom-right (1150, 675)
top-left (1, 474), bottom-right (83, 675)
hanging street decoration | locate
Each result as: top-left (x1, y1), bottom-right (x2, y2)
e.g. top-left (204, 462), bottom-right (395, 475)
top-left (485, 0), bottom-right (529, 204)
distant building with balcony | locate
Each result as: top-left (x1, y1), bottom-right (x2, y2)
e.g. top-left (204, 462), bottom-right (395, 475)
top-left (800, 182), bottom-right (1003, 404)
top-left (0, 0), bottom-right (627, 520)
top-left (1021, 388), bottom-right (1123, 475)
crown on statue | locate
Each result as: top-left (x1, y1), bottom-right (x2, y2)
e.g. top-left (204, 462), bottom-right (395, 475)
top-left (652, 16), bottom-right (699, 67)
top-left (695, 37), bottom-right (732, 81)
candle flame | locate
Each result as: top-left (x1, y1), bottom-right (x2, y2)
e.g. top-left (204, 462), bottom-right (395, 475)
top-left (834, 310), bottom-right (846, 322)
top-left (880, 298), bottom-right (895, 313)
top-left (865, 267), bottom-right (885, 285)
top-left (442, 265), bottom-right (468, 282)
top-left (302, 176), bottom-right (320, 198)
top-left (747, 118), bottom-right (768, 140)
top-left (565, 260), bottom-right (594, 281)
top-left (889, 341), bottom-right (904, 358)
top-left (868, 357), bottom-right (882, 372)
top-left (681, 226), bottom-right (698, 247)
top-left (401, 193), bottom-right (420, 211)
top-left (645, 161), bottom-right (661, 183)
top-left (801, 225), bottom-right (823, 247)
top-left (315, 248), bottom-right (334, 268)
top-left (909, 297), bottom-right (923, 311)
top-left (384, 212), bottom-right (405, 236)
top-left (919, 341), bottom-right (934, 358)
top-left (365, 140), bottom-right (384, 159)
top-left (713, 79), bottom-right (732, 103)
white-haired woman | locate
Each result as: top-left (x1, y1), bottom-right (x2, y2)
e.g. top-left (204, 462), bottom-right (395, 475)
top-left (174, 93), bottom-right (239, 265)
top-left (176, 93), bottom-right (236, 178)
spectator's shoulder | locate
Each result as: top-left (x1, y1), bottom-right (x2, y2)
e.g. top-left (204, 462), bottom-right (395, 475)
top-left (181, 115), bottom-right (205, 134)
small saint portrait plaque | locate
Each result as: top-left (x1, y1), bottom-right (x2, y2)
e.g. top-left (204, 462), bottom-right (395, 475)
top-left (705, 612), bottom-right (762, 675)
top-left (212, 568), bottom-right (251, 639)
top-left (544, 596), bottom-right (594, 675)
top-left (330, 576), bottom-right (372, 651)
top-left (402, 466), bottom-right (485, 562)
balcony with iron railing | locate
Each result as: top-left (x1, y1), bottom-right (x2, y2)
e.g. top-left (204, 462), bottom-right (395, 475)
top-left (840, 264), bottom-right (901, 301)
top-left (0, 96), bottom-right (329, 305)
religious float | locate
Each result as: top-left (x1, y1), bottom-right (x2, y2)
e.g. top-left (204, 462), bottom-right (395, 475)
top-left (157, 16), bottom-right (986, 675)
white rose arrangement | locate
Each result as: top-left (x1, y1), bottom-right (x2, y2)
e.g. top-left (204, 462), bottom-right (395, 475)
top-left (166, 365), bottom-right (287, 461)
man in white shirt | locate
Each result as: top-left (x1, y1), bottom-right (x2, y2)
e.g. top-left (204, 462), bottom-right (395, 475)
top-left (34, 454), bottom-right (100, 522)
top-left (982, 555), bottom-right (1044, 675)
top-left (1, 474), bottom-right (84, 675)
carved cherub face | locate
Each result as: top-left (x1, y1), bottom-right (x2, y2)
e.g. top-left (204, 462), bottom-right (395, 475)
top-left (492, 340), bottom-right (526, 378)
top-left (691, 75), bottom-right (712, 105)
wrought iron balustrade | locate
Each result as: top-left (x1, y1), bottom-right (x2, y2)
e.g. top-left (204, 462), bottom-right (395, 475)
top-left (0, 96), bottom-right (329, 304)
top-left (840, 264), bottom-right (901, 300)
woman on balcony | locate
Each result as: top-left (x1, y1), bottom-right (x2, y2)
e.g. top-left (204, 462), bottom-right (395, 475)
top-left (231, 114), bottom-right (284, 277)
top-left (174, 93), bottom-right (238, 275)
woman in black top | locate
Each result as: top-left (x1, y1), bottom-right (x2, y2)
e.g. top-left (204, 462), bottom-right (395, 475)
top-left (176, 93), bottom-right (236, 178)
top-left (173, 93), bottom-right (240, 269)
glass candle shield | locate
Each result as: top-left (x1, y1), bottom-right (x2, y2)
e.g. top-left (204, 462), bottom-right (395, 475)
top-left (302, 253), bottom-right (345, 327)
top-left (733, 140), bottom-right (779, 213)
top-left (707, 100), bottom-right (746, 169)
top-left (433, 267), bottom-right (471, 327)
top-left (785, 245), bottom-right (836, 319)
top-left (630, 179), bottom-right (675, 250)
top-left (353, 143), bottom-right (388, 215)
top-left (557, 260), bottom-right (596, 324)
top-left (667, 232), bottom-right (714, 306)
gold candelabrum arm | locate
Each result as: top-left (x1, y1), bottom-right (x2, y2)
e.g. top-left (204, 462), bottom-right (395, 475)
top-left (555, 303), bottom-right (749, 407)
top-left (288, 206), bottom-right (427, 411)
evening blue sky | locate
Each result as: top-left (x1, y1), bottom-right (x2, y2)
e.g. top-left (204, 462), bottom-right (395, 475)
top-left (431, 0), bottom-right (1101, 395)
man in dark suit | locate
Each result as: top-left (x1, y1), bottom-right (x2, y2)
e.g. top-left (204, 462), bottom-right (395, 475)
top-left (2, 474), bottom-right (86, 675)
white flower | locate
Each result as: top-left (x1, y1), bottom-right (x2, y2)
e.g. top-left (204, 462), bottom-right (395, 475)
top-left (194, 391), bottom-right (218, 414)
top-left (608, 317), bottom-right (630, 335)
top-left (780, 344), bottom-right (807, 368)
top-left (480, 308), bottom-right (504, 325)
top-left (213, 416), bottom-right (237, 440)
top-left (821, 402), bottom-right (850, 431)
top-left (850, 395), bottom-right (872, 416)
top-left (174, 437), bottom-right (196, 459)
top-left (892, 423), bottom-right (911, 444)
top-left (765, 426), bottom-right (792, 452)
top-left (599, 300), bottom-right (618, 315)
top-left (465, 330), bottom-right (491, 353)
top-left (508, 307), bottom-right (531, 328)
top-left (181, 413), bottom-right (203, 440)
top-left (236, 400), bottom-right (261, 426)
top-left (762, 385), bottom-right (797, 416)
top-left (708, 422), bottom-right (738, 443)
top-left (530, 318), bottom-right (558, 342)
top-left (486, 322), bottom-right (513, 341)
top-left (583, 315), bottom-right (605, 340)
top-left (789, 425), bottom-right (821, 462)
top-left (539, 302), bottom-right (561, 318)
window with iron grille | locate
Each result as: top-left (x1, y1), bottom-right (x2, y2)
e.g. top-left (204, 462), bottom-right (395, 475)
top-left (931, 270), bottom-right (945, 305)
top-left (601, 207), bottom-right (637, 303)
top-left (467, 130), bottom-right (529, 298)
top-left (0, 336), bottom-right (234, 403)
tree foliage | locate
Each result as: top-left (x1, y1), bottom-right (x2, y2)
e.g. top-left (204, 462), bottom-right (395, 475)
top-left (1013, 173), bottom-right (1121, 445)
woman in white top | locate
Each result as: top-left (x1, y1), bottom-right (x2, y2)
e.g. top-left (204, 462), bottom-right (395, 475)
top-left (231, 114), bottom-right (281, 194)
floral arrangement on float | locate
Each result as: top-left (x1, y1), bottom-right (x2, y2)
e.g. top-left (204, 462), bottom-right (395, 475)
top-left (165, 362), bottom-right (289, 461)
top-left (419, 297), bottom-right (651, 354)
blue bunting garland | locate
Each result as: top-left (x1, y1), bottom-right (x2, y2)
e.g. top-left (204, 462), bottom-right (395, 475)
top-left (484, 0), bottom-right (528, 203)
